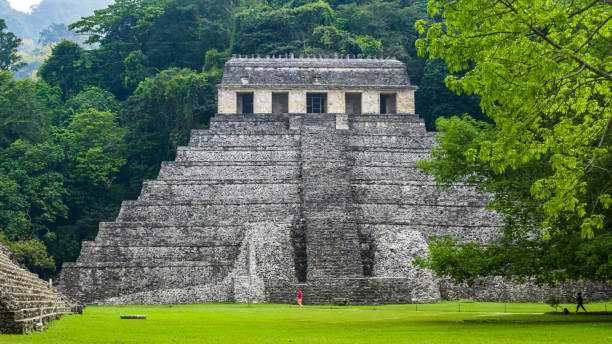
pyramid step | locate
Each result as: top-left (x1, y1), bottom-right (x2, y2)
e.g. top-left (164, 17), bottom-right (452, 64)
top-left (346, 150), bottom-right (430, 165)
top-left (175, 147), bottom-right (299, 162)
top-left (13, 308), bottom-right (72, 321)
top-left (208, 114), bottom-right (291, 133)
top-left (116, 202), bottom-right (299, 225)
top-left (348, 118), bottom-right (427, 135)
top-left (0, 267), bottom-right (50, 287)
top-left (12, 300), bottom-right (69, 309)
top-left (93, 223), bottom-right (246, 243)
top-left (0, 282), bottom-right (57, 296)
top-left (16, 312), bottom-right (71, 324)
top-left (188, 132), bottom-right (300, 148)
top-left (351, 166), bottom-right (434, 181)
top-left (77, 244), bottom-right (239, 263)
top-left (357, 204), bottom-right (504, 227)
top-left (157, 161), bottom-right (299, 180)
top-left (347, 134), bottom-right (436, 149)
top-left (358, 223), bottom-right (499, 245)
top-left (93, 222), bottom-right (293, 245)
top-left (353, 183), bottom-right (491, 205)
top-left (138, 180), bottom-right (299, 202)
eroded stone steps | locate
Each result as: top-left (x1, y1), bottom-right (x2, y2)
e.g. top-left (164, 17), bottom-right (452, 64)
top-left (345, 150), bottom-right (431, 165)
top-left (5, 292), bottom-right (65, 302)
top-left (12, 300), bottom-right (69, 309)
top-left (92, 222), bottom-right (254, 242)
top-left (1, 243), bottom-right (81, 334)
top-left (350, 166), bottom-right (434, 181)
top-left (300, 127), bottom-right (363, 280)
top-left (357, 204), bottom-right (504, 227)
top-left (77, 244), bottom-right (239, 263)
top-left (352, 182), bottom-right (490, 204)
top-left (12, 307), bottom-right (73, 321)
top-left (116, 202), bottom-right (300, 224)
top-left (347, 134), bottom-right (436, 149)
top-left (157, 161), bottom-right (299, 181)
top-left (188, 132), bottom-right (300, 148)
top-left (0, 283), bottom-right (57, 296)
top-left (208, 115), bottom-right (290, 134)
top-left (138, 180), bottom-right (299, 202)
top-left (175, 148), bottom-right (299, 162)
top-left (15, 312), bottom-right (70, 326)
top-left (358, 223), bottom-right (499, 245)
top-left (0, 267), bottom-right (53, 289)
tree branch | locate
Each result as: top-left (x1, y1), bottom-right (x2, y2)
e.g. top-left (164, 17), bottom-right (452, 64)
top-left (496, 0), bottom-right (612, 82)
top-left (568, 0), bottom-right (603, 18)
top-left (528, 25), bottom-right (612, 82)
top-left (575, 15), bottom-right (612, 53)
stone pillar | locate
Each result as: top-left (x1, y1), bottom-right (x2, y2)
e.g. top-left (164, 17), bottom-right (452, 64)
top-left (362, 91), bottom-right (379, 114)
top-left (336, 114), bottom-right (348, 130)
top-left (397, 90), bottom-right (415, 114)
top-left (327, 90), bottom-right (344, 113)
top-left (289, 90), bottom-right (306, 114)
top-left (254, 90), bottom-right (272, 113)
top-left (218, 89), bottom-right (236, 114)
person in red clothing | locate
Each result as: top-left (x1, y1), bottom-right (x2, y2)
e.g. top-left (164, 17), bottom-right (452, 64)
top-left (297, 289), bottom-right (303, 308)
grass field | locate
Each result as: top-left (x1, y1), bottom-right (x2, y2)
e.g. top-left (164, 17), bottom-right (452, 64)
top-left (1, 302), bottom-right (611, 343)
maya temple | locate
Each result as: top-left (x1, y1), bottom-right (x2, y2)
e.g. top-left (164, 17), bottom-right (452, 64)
top-left (56, 55), bottom-right (612, 305)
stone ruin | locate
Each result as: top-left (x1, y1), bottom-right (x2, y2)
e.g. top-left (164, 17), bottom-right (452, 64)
top-left (58, 55), bottom-right (611, 305)
top-left (0, 242), bottom-right (82, 334)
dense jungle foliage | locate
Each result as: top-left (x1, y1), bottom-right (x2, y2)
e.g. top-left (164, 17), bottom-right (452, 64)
top-left (414, 0), bottom-right (610, 284)
top-left (0, 0), bottom-right (484, 279)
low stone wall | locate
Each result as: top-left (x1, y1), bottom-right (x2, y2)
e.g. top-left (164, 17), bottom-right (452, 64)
top-left (440, 278), bottom-right (612, 303)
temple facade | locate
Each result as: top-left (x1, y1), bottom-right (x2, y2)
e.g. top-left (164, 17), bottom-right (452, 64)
top-left (217, 55), bottom-right (416, 116)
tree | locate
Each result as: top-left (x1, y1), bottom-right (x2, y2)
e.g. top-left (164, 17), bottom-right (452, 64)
top-left (414, 0), bottom-right (611, 285)
top-left (416, 59), bottom-right (484, 130)
top-left (0, 18), bottom-right (25, 72)
top-left (5, 238), bottom-right (56, 278)
top-left (120, 68), bottom-right (217, 192)
top-left (38, 23), bottom-right (80, 46)
top-left (63, 109), bottom-right (127, 188)
top-left (65, 86), bottom-right (121, 115)
top-left (38, 40), bottom-right (89, 99)
top-left (0, 72), bottom-right (52, 148)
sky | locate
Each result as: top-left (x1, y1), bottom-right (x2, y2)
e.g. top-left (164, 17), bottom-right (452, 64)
top-left (8, 0), bottom-right (43, 13)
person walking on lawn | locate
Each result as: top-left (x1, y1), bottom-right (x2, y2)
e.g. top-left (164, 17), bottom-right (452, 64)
top-left (576, 292), bottom-right (587, 312)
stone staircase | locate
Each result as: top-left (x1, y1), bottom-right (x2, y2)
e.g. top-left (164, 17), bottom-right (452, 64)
top-left (0, 243), bottom-right (82, 334)
top-left (301, 116), bottom-right (362, 280)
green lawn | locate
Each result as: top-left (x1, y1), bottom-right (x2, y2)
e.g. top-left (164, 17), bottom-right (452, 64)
top-left (1, 302), bottom-right (611, 344)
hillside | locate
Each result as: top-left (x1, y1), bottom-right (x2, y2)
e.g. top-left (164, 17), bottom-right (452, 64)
top-left (1, 0), bottom-right (112, 41)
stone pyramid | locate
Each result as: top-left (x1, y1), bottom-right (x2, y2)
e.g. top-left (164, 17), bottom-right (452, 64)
top-left (0, 242), bottom-right (82, 334)
top-left (57, 111), bottom-right (501, 305)
top-left (59, 56), bottom-right (611, 305)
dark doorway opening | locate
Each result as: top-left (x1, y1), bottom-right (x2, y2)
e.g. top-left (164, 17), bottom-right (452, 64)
top-left (307, 93), bottom-right (327, 113)
top-left (272, 92), bottom-right (289, 113)
top-left (380, 93), bottom-right (397, 114)
top-left (237, 92), bottom-right (254, 114)
top-left (345, 93), bottom-right (362, 114)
